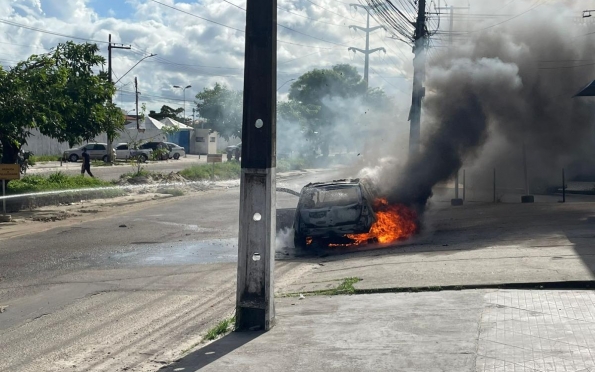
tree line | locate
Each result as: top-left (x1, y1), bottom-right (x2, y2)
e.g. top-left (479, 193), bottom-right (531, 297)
top-left (0, 42), bottom-right (124, 164)
top-left (0, 40), bottom-right (394, 164)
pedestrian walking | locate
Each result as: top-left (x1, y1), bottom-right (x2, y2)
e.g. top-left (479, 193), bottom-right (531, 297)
top-left (81, 147), bottom-right (94, 177)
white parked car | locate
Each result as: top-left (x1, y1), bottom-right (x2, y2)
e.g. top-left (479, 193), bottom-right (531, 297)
top-left (115, 143), bottom-right (152, 162)
top-left (163, 142), bottom-right (186, 160)
top-left (62, 143), bottom-right (116, 163)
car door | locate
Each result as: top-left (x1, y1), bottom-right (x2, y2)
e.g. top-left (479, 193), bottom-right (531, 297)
top-left (115, 144), bottom-right (129, 159)
top-left (91, 144), bottom-right (106, 159)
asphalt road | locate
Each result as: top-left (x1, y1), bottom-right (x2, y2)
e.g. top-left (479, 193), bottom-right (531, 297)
top-left (0, 170), bottom-right (338, 372)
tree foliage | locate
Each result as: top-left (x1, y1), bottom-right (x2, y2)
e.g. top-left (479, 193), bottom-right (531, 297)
top-left (0, 41), bottom-right (123, 163)
top-left (287, 64), bottom-right (377, 157)
top-left (194, 83), bottom-right (242, 140)
top-left (149, 105), bottom-right (185, 123)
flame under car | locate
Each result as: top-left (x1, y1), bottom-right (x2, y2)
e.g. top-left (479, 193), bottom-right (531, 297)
top-left (293, 179), bottom-right (377, 249)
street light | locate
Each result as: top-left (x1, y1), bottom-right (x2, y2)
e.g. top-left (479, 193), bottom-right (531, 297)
top-left (114, 54), bottom-right (157, 84)
top-left (277, 78), bottom-right (295, 92)
top-left (173, 84), bottom-right (192, 123)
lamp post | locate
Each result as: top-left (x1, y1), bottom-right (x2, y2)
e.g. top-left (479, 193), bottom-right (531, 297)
top-left (173, 84), bottom-right (192, 123)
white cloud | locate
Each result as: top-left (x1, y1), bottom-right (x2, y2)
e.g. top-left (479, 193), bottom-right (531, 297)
top-left (1, 0), bottom-right (414, 116)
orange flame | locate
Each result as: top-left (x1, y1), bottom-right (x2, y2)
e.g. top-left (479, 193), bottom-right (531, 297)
top-left (347, 199), bottom-right (418, 245)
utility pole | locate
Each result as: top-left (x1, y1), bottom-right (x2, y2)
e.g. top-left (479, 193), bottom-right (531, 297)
top-left (107, 34), bottom-right (131, 162)
top-left (135, 77), bottom-right (140, 131)
top-left (236, 0), bottom-right (277, 331)
top-left (408, 0), bottom-right (427, 156)
top-left (348, 4), bottom-right (386, 88)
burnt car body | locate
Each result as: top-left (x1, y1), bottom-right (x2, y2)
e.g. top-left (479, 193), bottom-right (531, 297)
top-left (293, 179), bottom-right (376, 249)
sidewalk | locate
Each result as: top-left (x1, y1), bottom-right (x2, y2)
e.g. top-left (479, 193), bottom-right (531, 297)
top-left (164, 200), bottom-right (595, 372)
top-left (165, 289), bottom-right (595, 371)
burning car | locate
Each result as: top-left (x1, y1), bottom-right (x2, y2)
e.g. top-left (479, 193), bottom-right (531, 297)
top-left (293, 179), bottom-right (377, 249)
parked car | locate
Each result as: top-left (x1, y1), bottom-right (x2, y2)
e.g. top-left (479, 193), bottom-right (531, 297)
top-left (293, 179), bottom-right (377, 249)
top-left (115, 143), bottom-right (152, 162)
top-left (226, 142), bottom-right (241, 161)
top-left (163, 142), bottom-right (186, 160)
top-left (139, 142), bottom-right (169, 160)
top-left (62, 143), bottom-right (116, 163)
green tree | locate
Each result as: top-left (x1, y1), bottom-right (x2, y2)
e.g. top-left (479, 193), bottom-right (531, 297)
top-left (148, 105), bottom-right (185, 122)
top-left (287, 64), bottom-right (369, 157)
top-left (194, 83), bottom-right (243, 140)
top-left (0, 41), bottom-right (122, 164)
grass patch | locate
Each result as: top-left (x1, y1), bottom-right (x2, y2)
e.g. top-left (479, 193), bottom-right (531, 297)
top-left (157, 188), bottom-right (185, 196)
top-left (180, 161), bottom-right (241, 181)
top-left (204, 316), bottom-right (235, 341)
top-left (119, 169), bottom-right (156, 179)
top-left (7, 172), bottom-right (112, 194)
top-left (29, 154), bottom-right (61, 164)
top-left (282, 278), bottom-right (362, 298)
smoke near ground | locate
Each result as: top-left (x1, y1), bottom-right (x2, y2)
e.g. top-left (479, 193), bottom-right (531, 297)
top-left (369, 1), bottom-right (595, 209)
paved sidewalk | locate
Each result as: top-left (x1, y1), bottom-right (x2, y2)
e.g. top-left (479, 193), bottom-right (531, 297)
top-left (164, 289), bottom-right (595, 372)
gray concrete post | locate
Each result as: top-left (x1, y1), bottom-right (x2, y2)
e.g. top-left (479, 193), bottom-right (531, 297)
top-left (236, 0), bottom-right (277, 332)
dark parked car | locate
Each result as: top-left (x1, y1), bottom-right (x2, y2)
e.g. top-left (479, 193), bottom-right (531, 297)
top-left (293, 179), bottom-right (376, 249)
top-left (139, 142), bottom-right (169, 160)
top-left (226, 142), bottom-right (241, 161)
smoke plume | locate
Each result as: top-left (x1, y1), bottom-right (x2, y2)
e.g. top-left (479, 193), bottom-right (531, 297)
top-left (377, 2), bottom-right (595, 209)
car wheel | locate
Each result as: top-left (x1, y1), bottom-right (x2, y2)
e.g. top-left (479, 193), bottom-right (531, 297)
top-left (69, 154), bottom-right (79, 162)
top-left (173, 153), bottom-right (180, 160)
top-left (102, 155), bottom-right (109, 163)
top-left (294, 233), bottom-right (308, 250)
top-left (139, 154), bottom-right (148, 163)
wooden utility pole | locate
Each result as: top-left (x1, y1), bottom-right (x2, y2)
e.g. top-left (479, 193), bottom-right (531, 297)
top-left (107, 34), bottom-right (130, 162)
top-left (235, 0), bottom-right (277, 331)
top-left (135, 77), bottom-right (140, 131)
top-left (408, 0), bottom-right (427, 156)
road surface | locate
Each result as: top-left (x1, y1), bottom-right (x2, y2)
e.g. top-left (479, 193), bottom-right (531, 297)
top-left (0, 170), bottom-right (336, 372)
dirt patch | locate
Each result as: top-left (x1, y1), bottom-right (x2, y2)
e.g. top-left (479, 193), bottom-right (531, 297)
top-left (118, 172), bottom-right (188, 186)
top-left (32, 211), bottom-right (80, 222)
top-left (78, 209), bottom-right (100, 214)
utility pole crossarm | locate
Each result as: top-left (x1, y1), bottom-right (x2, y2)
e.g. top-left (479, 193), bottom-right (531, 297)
top-left (348, 47), bottom-right (386, 55)
top-left (349, 25), bottom-right (386, 32)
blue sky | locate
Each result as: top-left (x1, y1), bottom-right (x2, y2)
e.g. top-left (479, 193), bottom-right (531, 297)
top-left (88, 0), bottom-right (136, 18)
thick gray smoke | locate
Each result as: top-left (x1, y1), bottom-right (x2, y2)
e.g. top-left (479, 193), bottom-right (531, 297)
top-left (378, 2), bottom-right (595, 209)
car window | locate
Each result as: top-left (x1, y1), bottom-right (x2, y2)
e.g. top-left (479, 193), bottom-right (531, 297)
top-left (94, 144), bottom-right (106, 150)
top-left (116, 144), bottom-right (128, 150)
top-left (301, 186), bottom-right (360, 208)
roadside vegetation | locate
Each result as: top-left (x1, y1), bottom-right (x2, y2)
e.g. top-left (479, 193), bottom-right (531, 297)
top-left (28, 154), bottom-right (62, 164)
top-left (7, 172), bottom-right (112, 194)
top-left (283, 277), bottom-right (362, 298)
top-left (181, 161), bottom-right (241, 181)
top-left (204, 316), bottom-right (235, 341)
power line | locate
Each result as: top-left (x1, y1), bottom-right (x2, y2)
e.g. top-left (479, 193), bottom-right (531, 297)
top-left (469, 0), bottom-right (545, 32)
top-left (148, 0), bottom-right (245, 33)
top-left (303, 0), bottom-right (365, 24)
top-left (0, 19), bottom-right (108, 44)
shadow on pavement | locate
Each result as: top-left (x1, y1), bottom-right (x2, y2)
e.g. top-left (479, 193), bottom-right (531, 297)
top-left (160, 331), bottom-right (264, 371)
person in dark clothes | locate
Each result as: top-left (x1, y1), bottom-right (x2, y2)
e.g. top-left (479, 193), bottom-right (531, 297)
top-left (81, 147), bottom-right (94, 177)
